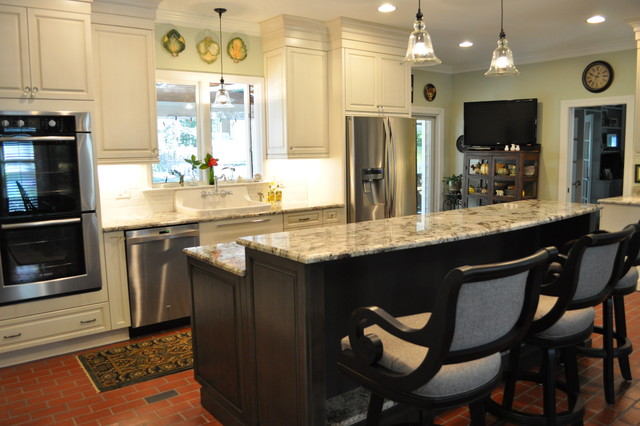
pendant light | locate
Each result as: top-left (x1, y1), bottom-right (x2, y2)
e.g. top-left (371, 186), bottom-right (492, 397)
top-left (485, 0), bottom-right (519, 77)
top-left (213, 8), bottom-right (232, 106)
top-left (401, 0), bottom-right (441, 65)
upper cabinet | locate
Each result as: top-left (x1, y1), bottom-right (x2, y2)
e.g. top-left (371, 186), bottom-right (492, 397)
top-left (328, 18), bottom-right (412, 117)
top-left (344, 49), bottom-right (410, 115)
top-left (92, 24), bottom-right (158, 163)
top-left (91, 1), bottom-right (159, 164)
top-left (261, 16), bottom-right (330, 159)
top-left (0, 4), bottom-right (93, 100)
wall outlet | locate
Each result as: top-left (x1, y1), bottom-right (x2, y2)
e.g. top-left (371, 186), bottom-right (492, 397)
top-left (115, 189), bottom-right (130, 200)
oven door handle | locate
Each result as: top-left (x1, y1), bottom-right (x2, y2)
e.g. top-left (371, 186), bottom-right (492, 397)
top-left (1, 217), bottom-right (81, 230)
top-left (0, 136), bottom-right (76, 142)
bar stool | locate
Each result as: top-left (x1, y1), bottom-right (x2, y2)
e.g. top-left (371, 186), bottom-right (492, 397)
top-left (486, 228), bottom-right (632, 425)
top-left (576, 222), bottom-right (640, 404)
top-left (337, 248), bottom-right (554, 425)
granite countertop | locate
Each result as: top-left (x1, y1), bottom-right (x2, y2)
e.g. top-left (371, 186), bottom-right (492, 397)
top-left (236, 200), bottom-right (598, 264)
top-left (184, 242), bottom-right (246, 276)
top-left (597, 196), bottom-right (640, 206)
top-left (101, 201), bottom-right (344, 232)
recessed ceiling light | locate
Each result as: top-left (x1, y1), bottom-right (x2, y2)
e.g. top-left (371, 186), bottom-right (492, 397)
top-left (459, 41), bottom-right (474, 48)
top-left (587, 15), bottom-right (605, 24)
top-left (378, 3), bottom-right (396, 13)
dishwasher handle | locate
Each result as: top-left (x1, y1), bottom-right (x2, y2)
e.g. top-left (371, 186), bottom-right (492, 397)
top-left (126, 228), bottom-right (199, 245)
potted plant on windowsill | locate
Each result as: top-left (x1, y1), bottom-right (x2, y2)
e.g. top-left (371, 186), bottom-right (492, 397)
top-left (442, 174), bottom-right (462, 193)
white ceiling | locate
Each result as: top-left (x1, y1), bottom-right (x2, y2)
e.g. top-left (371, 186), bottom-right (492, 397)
top-left (157, 0), bottom-right (640, 73)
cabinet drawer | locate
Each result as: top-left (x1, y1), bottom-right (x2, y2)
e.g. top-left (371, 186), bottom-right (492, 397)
top-left (0, 303), bottom-right (110, 352)
top-left (322, 208), bottom-right (342, 225)
top-left (283, 211), bottom-right (322, 229)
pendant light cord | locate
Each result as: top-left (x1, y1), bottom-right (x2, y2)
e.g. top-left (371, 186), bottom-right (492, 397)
top-left (499, 0), bottom-right (505, 38)
top-left (215, 8), bottom-right (226, 85)
top-left (416, 0), bottom-right (423, 20)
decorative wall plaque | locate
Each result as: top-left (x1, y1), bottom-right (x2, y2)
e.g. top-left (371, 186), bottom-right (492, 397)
top-left (162, 29), bottom-right (185, 57)
top-left (227, 37), bottom-right (247, 63)
top-left (197, 37), bottom-right (220, 64)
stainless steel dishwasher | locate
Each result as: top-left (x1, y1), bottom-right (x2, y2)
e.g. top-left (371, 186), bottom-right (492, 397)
top-left (125, 223), bottom-right (199, 328)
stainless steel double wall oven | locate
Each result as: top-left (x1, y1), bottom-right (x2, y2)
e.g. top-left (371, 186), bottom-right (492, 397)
top-left (0, 112), bottom-right (101, 305)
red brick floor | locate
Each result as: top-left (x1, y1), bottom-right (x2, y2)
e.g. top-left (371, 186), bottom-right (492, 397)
top-left (3, 292), bottom-right (640, 425)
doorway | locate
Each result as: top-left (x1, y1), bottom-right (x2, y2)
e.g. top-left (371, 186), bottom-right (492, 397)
top-left (413, 106), bottom-right (444, 213)
top-left (558, 95), bottom-right (635, 202)
top-left (571, 105), bottom-right (625, 203)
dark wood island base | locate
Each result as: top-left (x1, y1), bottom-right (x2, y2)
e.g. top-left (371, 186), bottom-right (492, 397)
top-left (186, 201), bottom-right (598, 425)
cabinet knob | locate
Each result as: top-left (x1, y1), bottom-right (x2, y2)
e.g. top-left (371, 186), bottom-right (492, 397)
top-left (23, 87), bottom-right (31, 96)
top-left (31, 87), bottom-right (38, 97)
top-left (152, 148), bottom-right (159, 155)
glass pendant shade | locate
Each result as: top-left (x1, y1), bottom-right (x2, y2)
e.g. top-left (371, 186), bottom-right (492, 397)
top-left (402, 5), bottom-right (440, 65)
top-left (485, 34), bottom-right (519, 76)
top-left (213, 81), bottom-right (230, 106)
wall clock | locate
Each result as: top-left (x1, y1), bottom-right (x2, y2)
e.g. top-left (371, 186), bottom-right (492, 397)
top-left (582, 61), bottom-right (614, 93)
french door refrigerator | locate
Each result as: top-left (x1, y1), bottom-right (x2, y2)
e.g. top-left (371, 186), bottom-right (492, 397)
top-left (346, 116), bottom-right (417, 223)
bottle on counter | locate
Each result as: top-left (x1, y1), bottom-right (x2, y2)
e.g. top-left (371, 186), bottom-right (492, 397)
top-left (275, 185), bottom-right (283, 203)
top-left (267, 182), bottom-right (276, 204)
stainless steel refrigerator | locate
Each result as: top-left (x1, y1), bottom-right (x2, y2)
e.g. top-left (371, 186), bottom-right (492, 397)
top-left (346, 116), bottom-right (417, 223)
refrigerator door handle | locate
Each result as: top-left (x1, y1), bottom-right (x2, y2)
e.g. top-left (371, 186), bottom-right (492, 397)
top-left (386, 117), bottom-right (396, 217)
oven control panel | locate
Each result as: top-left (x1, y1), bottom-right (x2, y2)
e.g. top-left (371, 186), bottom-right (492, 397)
top-left (0, 114), bottom-right (76, 135)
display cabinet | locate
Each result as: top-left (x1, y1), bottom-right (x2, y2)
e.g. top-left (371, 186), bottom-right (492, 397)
top-left (462, 151), bottom-right (540, 208)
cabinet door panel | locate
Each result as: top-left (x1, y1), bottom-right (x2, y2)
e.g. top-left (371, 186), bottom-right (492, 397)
top-left (379, 54), bottom-right (409, 113)
top-left (28, 9), bottom-right (93, 100)
top-left (345, 50), bottom-right (377, 111)
top-left (0, 5), bottom-right (29, 97)
top-left (94, 25), bottom-right (157, 162)
top-left (288, 48), bottom-right (328, 155)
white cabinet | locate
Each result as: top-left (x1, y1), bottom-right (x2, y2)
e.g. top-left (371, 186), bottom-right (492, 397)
top-left (0, 303), bottom-right (110, 352)
top-left (93, 24), bottom-right (158, 163)
top-left (283, 207), bottom-right (345, 230)
top-left (102, 231), bottom-right (131, 329)
top-left (344, 49), bottom-right (410, 115)
top-left (200, 214), bottom-right (284, 246)
top-left (264, 47), bottom-right (329, 158)
top-left (0, 5), bottom-right (93, 100)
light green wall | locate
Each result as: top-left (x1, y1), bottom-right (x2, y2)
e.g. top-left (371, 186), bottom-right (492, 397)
top-left (413, 49), bottom-right (636, 200)
top-left (155, 24), bottom-right (263, 76)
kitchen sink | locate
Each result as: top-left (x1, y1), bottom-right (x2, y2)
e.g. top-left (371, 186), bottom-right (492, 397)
top-left (174, 185), bottom-right (272, 217)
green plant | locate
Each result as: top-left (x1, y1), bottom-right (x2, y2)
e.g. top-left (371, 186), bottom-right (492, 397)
top-left (442, 174), bottom-right (462, 185)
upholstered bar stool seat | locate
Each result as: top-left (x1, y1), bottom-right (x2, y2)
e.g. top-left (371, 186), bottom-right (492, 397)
top-left (341, 313), bottom-right (503, 400)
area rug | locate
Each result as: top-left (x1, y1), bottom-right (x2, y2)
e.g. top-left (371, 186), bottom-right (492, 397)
top-left (77, 330), bottom-right (193, 392)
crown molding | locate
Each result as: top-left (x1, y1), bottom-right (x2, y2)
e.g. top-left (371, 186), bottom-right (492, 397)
top-left (156, 9), bottom-right (261, 35)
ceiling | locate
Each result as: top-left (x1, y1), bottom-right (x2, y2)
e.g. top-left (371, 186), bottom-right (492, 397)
top-left (156, 0), bottom-right (640, 73)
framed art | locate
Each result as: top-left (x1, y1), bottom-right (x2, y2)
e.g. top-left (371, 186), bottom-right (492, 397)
top-left (635, 165), bottom-right (640, 183)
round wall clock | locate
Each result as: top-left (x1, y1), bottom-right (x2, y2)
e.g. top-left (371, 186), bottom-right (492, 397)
top-left (582, 61), bottom-right (614, 93)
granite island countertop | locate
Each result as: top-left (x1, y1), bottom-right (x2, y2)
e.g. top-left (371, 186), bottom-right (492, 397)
top-left (598, 196), bottom-right (640, 206)
top-left (236, 200), bottom-right (598, 264)
top-left (101, 200), bottom-right (344, 232)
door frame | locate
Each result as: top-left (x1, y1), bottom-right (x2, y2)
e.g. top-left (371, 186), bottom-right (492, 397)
top-left (558, 95), bottom-right (635, 202)
top-left (412, 106), bottom-right (445, 212)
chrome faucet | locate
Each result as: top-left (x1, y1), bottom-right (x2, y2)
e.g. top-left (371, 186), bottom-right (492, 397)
top-left (201, 189), bottom-right (233, 198)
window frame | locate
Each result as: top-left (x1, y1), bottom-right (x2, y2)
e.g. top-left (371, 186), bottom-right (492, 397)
top-left (152, 70), bottom-right (265, 186)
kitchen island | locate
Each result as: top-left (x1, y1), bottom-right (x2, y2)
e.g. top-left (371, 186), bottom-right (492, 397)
top-left (184, 200), bottom-right (599, 426)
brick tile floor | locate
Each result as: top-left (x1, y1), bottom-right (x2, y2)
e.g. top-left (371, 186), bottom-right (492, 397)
top-left (3, 292), bottom-right (640, 425)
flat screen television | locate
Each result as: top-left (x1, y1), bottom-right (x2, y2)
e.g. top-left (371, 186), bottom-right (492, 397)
top-left (463, 98), bottom-right (538, 148)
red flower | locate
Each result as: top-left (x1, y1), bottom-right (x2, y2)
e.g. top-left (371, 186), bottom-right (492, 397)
top-left (207, 157), bottom-right (218, 167)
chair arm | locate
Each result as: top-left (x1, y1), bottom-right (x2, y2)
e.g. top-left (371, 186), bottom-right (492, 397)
top-left (346, 306), bottom-right (432, 365)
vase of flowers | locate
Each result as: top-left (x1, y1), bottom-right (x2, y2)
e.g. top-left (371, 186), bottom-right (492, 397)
top-left (185, 153), bottom-right (219, 185)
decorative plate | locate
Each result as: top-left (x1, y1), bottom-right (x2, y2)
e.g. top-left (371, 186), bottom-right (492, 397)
top-left (424, 83), bottom-right (436, 101)
top-left (227, 37), bottom-right (247, 63)
top-left (162, 29), bottom-right (185, 57)
top-left (456, 135), bottom-right (466, 152)
top-left (197, 37), bottom-right (220, 64)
